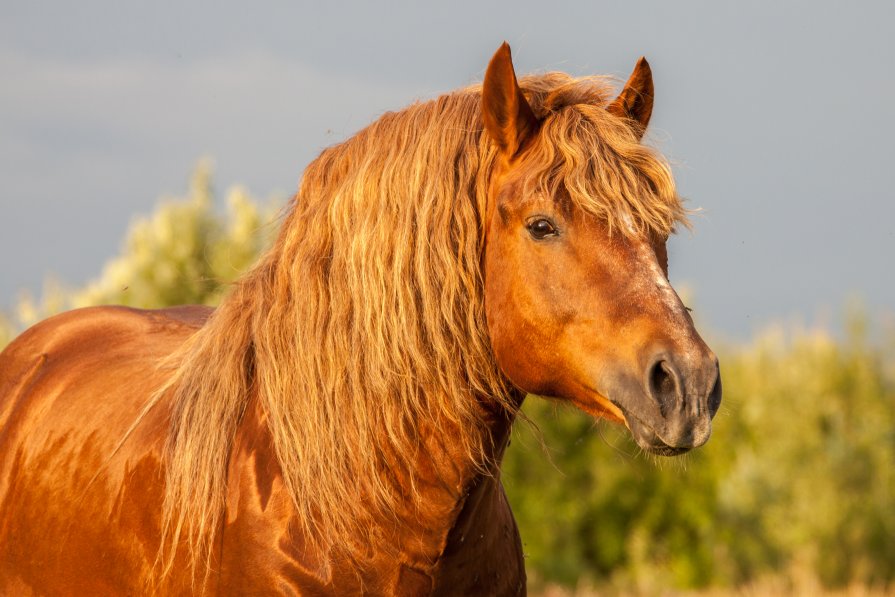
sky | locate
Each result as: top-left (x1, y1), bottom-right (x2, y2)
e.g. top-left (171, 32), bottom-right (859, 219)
top-left (1, 1), bottom-right (893, 340)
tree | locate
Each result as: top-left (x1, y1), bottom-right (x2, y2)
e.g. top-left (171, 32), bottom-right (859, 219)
top-left (4, 161), bottom-right (279, 336)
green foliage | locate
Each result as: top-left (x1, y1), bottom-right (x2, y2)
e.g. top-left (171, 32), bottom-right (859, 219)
top-left (2, 166), bottom-right (893, 593)
top-left (74, 160), bottom-right (278, 309)
top-left (3, 161), bottom-right (279, 333)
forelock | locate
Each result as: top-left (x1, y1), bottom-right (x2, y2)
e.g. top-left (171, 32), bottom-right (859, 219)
top-left (517, 73), bottom-right (689, 237)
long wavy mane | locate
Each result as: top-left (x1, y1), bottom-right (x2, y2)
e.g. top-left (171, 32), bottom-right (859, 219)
top-left (152, 72), bottom-right (687, 580)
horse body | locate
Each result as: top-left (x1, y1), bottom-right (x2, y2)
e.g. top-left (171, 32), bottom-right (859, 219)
top-left (0, 306), bottom-right (524, 594)
top-left (0, 43), bottom-right (720, 594)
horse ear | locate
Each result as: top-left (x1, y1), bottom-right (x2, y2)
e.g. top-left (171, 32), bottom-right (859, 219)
top-left (482, 42), bottom-right (538, 156)
top-left (607, 57), bottom-right (654, 137)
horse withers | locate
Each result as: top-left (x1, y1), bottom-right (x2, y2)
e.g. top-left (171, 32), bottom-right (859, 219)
top-left (0, 43), bottom-right (720, 595)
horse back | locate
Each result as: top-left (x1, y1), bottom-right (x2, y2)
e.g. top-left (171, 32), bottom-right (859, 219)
top-left (0, 305), bottom-right (211, 595)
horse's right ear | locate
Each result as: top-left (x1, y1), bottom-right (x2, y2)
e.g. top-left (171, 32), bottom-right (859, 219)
top-left (482, 42), bottom-right (538, 157)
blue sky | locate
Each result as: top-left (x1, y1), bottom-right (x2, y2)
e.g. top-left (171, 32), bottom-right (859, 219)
top-left (1, 1), bottom-right (893, 339)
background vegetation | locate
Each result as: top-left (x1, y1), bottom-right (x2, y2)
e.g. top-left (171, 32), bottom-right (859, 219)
top-left (2, 167), bottom-right (892, 595)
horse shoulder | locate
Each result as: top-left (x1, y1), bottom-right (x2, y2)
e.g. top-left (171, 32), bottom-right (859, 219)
top-left (0, 304), bottom-right (211, 595)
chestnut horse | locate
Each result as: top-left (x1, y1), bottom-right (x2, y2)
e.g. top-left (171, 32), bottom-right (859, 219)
top-left (0, 44), bottom-right (720, 595)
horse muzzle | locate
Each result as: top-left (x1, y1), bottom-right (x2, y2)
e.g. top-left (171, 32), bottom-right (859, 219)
top-left (610, 347), bottom-right (722, 456)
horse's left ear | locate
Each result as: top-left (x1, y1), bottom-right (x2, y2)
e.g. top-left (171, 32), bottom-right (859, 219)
top-left (482, 42), bottom-right (539, 156)
top-left (607, 57), bottom-right (654, 137)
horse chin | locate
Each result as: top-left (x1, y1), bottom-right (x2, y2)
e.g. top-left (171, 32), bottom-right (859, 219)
top-left (637, 439), bottom-right (692, 457)
top-left (617, 405), bottom-right (700, 457)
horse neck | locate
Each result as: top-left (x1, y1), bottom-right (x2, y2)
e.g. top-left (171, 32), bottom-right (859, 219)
top-left (410, 394), bottom-right (519, 502)
top-left (347, 394), bottom-right (520, 576)
top-left (227, 389), bottom-right (521, 574)
top-left (349, 392), bottom-right (520, 545)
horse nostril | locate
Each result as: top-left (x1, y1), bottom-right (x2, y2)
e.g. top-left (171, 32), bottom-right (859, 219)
top-left (648, 359), bottom-right (680, 416)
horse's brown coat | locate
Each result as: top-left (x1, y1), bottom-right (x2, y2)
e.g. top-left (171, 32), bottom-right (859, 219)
top-left (0, 44), bottom-right (719, 595)
top-left (0, 306), bottom-right (525, 594)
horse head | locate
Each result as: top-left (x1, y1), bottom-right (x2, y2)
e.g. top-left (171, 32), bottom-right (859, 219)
top-left (481, 43), bottom-right (721, 455)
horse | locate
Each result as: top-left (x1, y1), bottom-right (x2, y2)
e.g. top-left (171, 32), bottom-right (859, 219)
top-left (0, 43), bottom-right (721, 595)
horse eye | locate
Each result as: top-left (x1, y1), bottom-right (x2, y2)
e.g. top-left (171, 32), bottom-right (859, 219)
top-left (526, 218), bottom-right (558, 240)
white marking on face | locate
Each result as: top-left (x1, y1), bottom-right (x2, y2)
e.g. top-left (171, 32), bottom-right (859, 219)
top-left (621, 216), bottom-right (677, 318)
top-left (633, 238), bottom-right (678, 311)
top-left (628, 234), bottom-right (694, 357)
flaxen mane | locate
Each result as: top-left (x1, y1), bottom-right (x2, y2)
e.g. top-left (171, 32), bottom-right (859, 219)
top-left (150, 72), bottom-right (688, 580)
